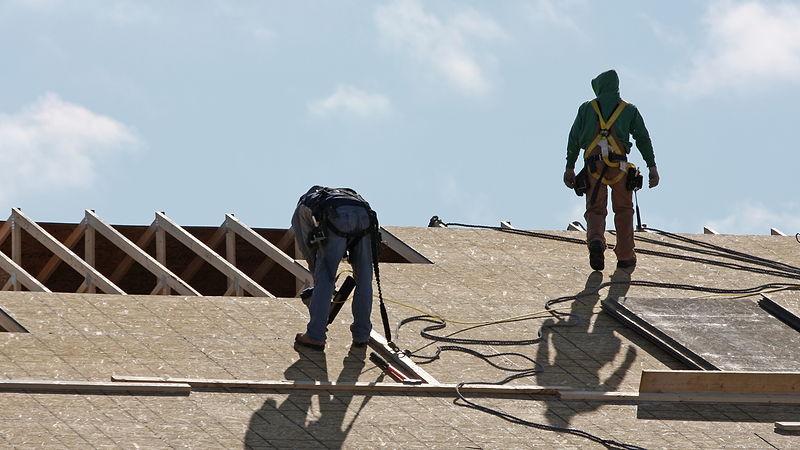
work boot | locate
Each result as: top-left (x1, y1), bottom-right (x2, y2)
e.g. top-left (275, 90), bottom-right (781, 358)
top-left (351, 339), bottom-right (369, 348)
top-left (617, 255), bottom-right (637, 269)
top-left (588, 239), bottom-right (605, 271)
top-left (295, 333), bottom-right (325, 351)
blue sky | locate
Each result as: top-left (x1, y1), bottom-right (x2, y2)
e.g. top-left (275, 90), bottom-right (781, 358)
top-left (1, 0), bottom-right (799, 235)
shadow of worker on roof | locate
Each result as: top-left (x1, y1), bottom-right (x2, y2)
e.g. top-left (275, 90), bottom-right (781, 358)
top-left (535, 269), bottom-right (636, 427)
top-left (244, 346), bottom-right (373, 449)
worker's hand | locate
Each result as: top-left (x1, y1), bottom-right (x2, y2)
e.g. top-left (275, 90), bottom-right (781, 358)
top-left (563, 168), bottom-right (576, 189)
top-left (648, 166), bottom-right (660, 188)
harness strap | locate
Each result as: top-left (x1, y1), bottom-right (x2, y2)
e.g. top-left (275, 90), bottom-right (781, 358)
top-left (584, 99), bottom-right (634, 185)
top-left (589, 164), bottom-right (609, 206)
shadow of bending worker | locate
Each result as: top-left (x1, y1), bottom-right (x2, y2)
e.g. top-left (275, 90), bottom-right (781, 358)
top-left (535, 268), bottom-right (636, 428)
top-left (244, 346), bottom-right (371, 449)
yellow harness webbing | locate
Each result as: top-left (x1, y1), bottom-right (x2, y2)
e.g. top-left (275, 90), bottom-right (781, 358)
top-left (584, 99), bottom-right (634, 185)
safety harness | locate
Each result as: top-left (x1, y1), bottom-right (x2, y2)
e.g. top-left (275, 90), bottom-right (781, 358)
top-left (583, 99), bottom-right (638, 205)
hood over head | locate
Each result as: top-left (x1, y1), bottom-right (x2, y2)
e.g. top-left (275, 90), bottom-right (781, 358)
top-left (591, 69), bottom-right (621, 119)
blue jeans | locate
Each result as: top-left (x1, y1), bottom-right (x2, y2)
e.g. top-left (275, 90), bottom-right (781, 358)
top-left (306, 205), bottom-right (374, 343)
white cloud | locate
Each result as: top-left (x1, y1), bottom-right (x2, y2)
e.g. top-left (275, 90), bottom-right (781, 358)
top-left (308, 85), bottom-right (393, 118)
top-left (374, 0), bottom-right (507, 96)
top-left (526, 0), bottom-right (584, 33)
top-left (669, 0), bottom-right (800, 97)
top-left (705, 201), bottom-right (800, 235)
top-left (0, 93), bottom-right (141, 201)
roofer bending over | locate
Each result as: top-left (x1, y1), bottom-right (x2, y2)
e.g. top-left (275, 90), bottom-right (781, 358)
top-left (291, 186), bottom-right (379, 351)
top-left (563, 69), bottom-right (660, 271)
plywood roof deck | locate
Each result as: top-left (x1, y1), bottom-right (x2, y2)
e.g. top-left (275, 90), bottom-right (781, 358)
top-left (0, 222), bottom-right (799, 448)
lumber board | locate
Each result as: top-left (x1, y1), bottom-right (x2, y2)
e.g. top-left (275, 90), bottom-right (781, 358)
top-left (759, 295), bottom-right (800, 333)
top-left (12, 209), bottom-right (125, 295)
top-left (35, 219), bottom-right (86, 286)
top-left (224, 222), bottom-right (243, 296)
top-left (369, 329), bottom-right (439, 384)
top-left (0, 249), bottom-right (50, 293)
top-left (380, 227), bottom-right (432, 264)
top-left (0, 306), bottom-right (27, 332)
top-left (225, 214), bottom-right (313, 285)
top-left (180, 222), bottom-right (226, 282)
top-left (110, 376), bottom-right (565, 395)
top-left (155, 212), bottom-right (274, 298)
top-left (86, 210), bottom-right (200, 296)
top-left (558, 390), bottom-right (800, 404)
top-left (0, 218), bottom-right (11, 246)
top-left (775, 422), bottom-right (800, 431)
top-left (110, 222), bottom-right (156, 284)
top-left (640, 370), bottom-right (800, 395)
top-left (251, 229), bottom-right (296, 286)
top-left (11, 215), bottom-right (21, 291)
top-left (0, 380), bottom-right (190, 394)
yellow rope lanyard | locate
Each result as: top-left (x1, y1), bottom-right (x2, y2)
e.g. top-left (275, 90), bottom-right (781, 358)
top-left (584, 99), bottom-right (634, 185)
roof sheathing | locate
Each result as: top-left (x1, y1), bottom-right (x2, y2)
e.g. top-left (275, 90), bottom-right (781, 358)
top-left (0, 226), bottom-right (798, 448)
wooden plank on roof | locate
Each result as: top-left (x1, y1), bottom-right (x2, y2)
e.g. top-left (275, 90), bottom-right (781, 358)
top-left (155, 212), bottom-right (274, 298)
top-left (639, 370), bottom-right (800, 395)
top-left (11, 209), bottom-right (125, 295)
top-left (224, 214), bottom-right (313, 286)
top-left (85, 210), bottom-right (200, 296)
top-left (111, 376), bottom-right (565, 395)
top-left (0, 380), bottom-right (190, 394)
top-left (775, 422), bottom-right (800, 431)
top-left (558, 390), bottom-right (800, 404)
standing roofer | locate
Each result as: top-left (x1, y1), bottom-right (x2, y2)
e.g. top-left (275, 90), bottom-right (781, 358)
top-left (291, 186), bottom-right (378, 351)
top-left (563, 69), bottom-right (660, 271)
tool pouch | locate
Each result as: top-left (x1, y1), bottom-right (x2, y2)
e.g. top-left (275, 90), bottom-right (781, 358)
top-left (626, 167), bottom-right (643, 191)
top-left (574, 167), bottom-right (590, 197)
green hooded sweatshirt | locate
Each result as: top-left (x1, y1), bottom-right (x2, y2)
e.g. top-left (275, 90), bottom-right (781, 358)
top-left (565, 69), bottom-right (655, 169)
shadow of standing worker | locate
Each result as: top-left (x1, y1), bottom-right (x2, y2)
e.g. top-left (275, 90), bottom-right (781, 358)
top-left (535, 269), bottom-right (636, 428)
top-left (244, 346), bottom-right (372, 449)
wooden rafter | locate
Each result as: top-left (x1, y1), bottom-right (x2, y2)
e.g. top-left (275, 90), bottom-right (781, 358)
top-left (109, 222), bottom-right (157, 284)
top-left (84, 210), bottom-right (200, 296)
top-left (250, 229), bottom-right (296, 286)
top-left (10, 208), bottom-right (125, 295)
top-left (380, 227), bottom-right (432, 264)
top-left (36, 219), bottom-right (87, 286)
top-left (180, 223), bottom-right (226, 283)
top-left (0, 250), bottom-right (51, 293)
top-left (224, 214), bottom-right (312, 286)
top-left (155, 212), bottom-right (274, 297)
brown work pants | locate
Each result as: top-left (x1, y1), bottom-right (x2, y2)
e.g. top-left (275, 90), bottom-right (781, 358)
top-left (584, 162), bottom-right (635, 261)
